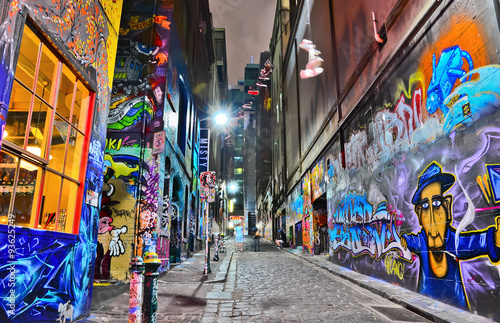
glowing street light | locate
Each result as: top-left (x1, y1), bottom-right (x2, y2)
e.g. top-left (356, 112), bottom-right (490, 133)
top-left (214, 113), bottom-right (228, 125)
top-left (228, 182), bottom-right (238, 193)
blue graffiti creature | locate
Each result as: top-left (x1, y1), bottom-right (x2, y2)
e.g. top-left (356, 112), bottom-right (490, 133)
top-left (442, 65), bottom-right (500, 134)
top-left (426, 46), bottom-right (473, 114)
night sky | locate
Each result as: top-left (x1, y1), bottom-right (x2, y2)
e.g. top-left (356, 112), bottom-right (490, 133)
top-left (210, 0), bottom-right (276, 86)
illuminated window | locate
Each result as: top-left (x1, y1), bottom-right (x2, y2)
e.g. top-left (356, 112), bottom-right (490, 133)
top-left (234, 168), bottom-right (243, 174)
top-left (0, 22), bottom-right (94, 234)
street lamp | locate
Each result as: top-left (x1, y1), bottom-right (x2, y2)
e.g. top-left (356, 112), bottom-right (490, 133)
top-left (228, 182), bottom-right (238, 193)
top-left (214, 113), bottom-right (228, 125)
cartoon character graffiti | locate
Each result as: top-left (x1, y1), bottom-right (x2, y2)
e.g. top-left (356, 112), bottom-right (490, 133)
top-left (57, 301), bottom-right (73, 323)
top-left (401, 162), bottom-right (500, 309)
top-left (426, 45), bottom-right (473, 114)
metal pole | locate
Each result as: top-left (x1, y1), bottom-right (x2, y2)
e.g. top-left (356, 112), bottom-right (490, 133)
top-left (128, 257), bottom-right (144, 323)
top-left (204, 201), bottom-right (211, 274)
top-left (142, 253), bottom-right (161, 323)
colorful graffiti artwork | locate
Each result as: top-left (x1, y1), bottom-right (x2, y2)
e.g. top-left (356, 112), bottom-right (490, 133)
top-left (95, 0), bottom-right (174, 282)
top-left (322, 15), bottom-right (500, 317)
top-left (0, 0), bottom-right (118, 319)
top-left (302, 173), bottom-right (313, 252)
top-left (400, 162), bottom-right (500, 309)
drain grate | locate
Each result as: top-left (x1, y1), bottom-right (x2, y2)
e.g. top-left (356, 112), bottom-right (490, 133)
top-left (370, 305), bottom-right (429, 322)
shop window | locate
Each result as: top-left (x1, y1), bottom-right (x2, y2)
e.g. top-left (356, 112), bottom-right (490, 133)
top-left (0, 22), bottom-right (94, 234)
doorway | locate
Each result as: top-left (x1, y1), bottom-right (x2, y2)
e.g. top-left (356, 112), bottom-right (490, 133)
top-left (312, 193), bottom-right (328, 255)
top-left (294, 220), bottom-right (303, 247)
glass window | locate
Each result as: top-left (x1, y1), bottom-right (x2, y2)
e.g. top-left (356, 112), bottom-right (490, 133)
top-left (0, 22), bottom-right (94, 234)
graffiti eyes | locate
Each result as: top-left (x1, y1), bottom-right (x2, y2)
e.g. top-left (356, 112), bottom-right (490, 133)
top-left (432, 200), bottom-right (442, 208)
top-left (106, 184), bottom-right (115, 197)
top-left (421, 202), bottom-right (430, 210)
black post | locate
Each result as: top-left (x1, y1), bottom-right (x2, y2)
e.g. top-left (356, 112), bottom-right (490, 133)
top-left (142, 253), bottom-right (161, 323)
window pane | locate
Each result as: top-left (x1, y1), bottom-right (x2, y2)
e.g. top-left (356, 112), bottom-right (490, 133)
top-left (72, 80), bottom-right (90, 132)
top-left (4, 81), bottom-right (32, 148)
top-left (40, 171), bottom-right (61, 230)
top-left (36, 43), bottom-right (58, 102)
top-left (48, 114), bottom-right (68, 173)
top-left (14, 160), bottom-right (41, 227)
top-left (58, 179), bottom-right (78, 233)
top-left (15, 27), bottom-right (40, 89)
top-left (28, 98), bottom-right (51, 159)
top-left (56, 64), bottom-right (76, 121)
top-left (0, 151), bottom-right (18, 224)
top-left (64, 130), bottom-right (84, 180)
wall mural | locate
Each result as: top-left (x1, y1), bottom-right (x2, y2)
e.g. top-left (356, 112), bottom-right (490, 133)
top-left (96, 0), bottom-right (173, 281)
top-left (302, 172), bottom-right (312, 252)
top-left (0, 0), bottom-right (118, 320)
top-left (322, 19), bottom-right (500, 318)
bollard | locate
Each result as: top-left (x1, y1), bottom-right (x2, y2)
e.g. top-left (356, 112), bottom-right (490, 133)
top-left (220, 234), bottom-right (225, 253)
top-left (128, 257), bottom-right (144, 323)
top-left (213, 235), bottom-right (219, 261)
top-left (142, 253), bottom-right (161, 323)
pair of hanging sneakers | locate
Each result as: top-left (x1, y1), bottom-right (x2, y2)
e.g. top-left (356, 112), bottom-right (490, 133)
top-left (299, 39), bottom-right (324, 79)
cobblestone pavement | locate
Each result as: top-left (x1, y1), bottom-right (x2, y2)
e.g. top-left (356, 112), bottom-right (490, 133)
top-left (201, 238), bottom-right (430, 323)
top-left (80, 236), bottom-right (494, 323)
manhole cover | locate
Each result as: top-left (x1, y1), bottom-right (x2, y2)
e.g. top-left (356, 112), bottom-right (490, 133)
top-left (370, 305), bottom-right (428, 322)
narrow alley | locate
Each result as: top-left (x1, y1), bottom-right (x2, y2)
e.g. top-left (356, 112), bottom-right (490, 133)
top-left (82, 237), bottom-right (493, 323)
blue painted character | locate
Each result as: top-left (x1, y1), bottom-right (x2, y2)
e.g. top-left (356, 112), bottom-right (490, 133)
top-left (400, 162), bottom-right (500, 309)
top-left (426, 46), bottom-right (473, 114)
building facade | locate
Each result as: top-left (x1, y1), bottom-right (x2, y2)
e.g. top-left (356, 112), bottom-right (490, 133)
top-left (0, 0), bottom-right (222, 320)
top-left (97, 0), bottom-right (220, 281)
top-left (0, 0), bottom-right (122, 320)
top-left (270, 0), bottom-right (500, 318)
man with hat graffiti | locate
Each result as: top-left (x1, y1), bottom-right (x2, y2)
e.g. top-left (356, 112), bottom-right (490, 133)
top-left (400, 161), bottom-right (500, 309)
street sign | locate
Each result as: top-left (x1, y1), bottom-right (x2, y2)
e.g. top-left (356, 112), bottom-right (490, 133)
top-left (200, 171), bottom-right (216, 188)
top-left (153, 131), bottom-right (165, 155)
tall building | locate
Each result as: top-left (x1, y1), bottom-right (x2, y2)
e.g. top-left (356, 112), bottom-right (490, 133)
top-left (269, 0), bottom-right (500, 320)
top-left (226, 63), bottom-right (259, 234)
top-left (255, 52), bottom-right (273, 239)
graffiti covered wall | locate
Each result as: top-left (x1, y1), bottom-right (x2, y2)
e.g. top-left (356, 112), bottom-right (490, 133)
top-left (96, 0), bottom-right (173, 280)
top-left (325, 3), bottom-right (500, 318)
top-left (0, 0), bottom-right (121, 320)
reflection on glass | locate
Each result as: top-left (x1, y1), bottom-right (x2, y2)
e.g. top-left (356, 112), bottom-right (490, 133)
top-left (14, 159), bottom-right (40, 227)
top-left (57, 64), bottom-right (76, 121)
top-left (5, 81), bottom-right (32, 148)
top-left (29, 98), bottom-right (51, 159)
top-left (15, 27), bottom-right (39, 89)
top-left (40, 171), bottom-right (61, 230)
top-left (0, 151), bottom-right (18, 224)
top-left (73, 80), bottom-right (90, 131)
top-left (64, 130), bottom-right (84, 180)
top-left (48, 114), bottom-right (68, 173)
top-left (58, 179), bottom-right (77, 233)
top-left (36, 43), bottom-right (57, 102)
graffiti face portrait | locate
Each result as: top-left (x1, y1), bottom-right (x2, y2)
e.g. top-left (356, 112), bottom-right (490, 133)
top-left (412, 162), bottom-right (456, 277)
top-left (414, 182), bottom-right (452, 254)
